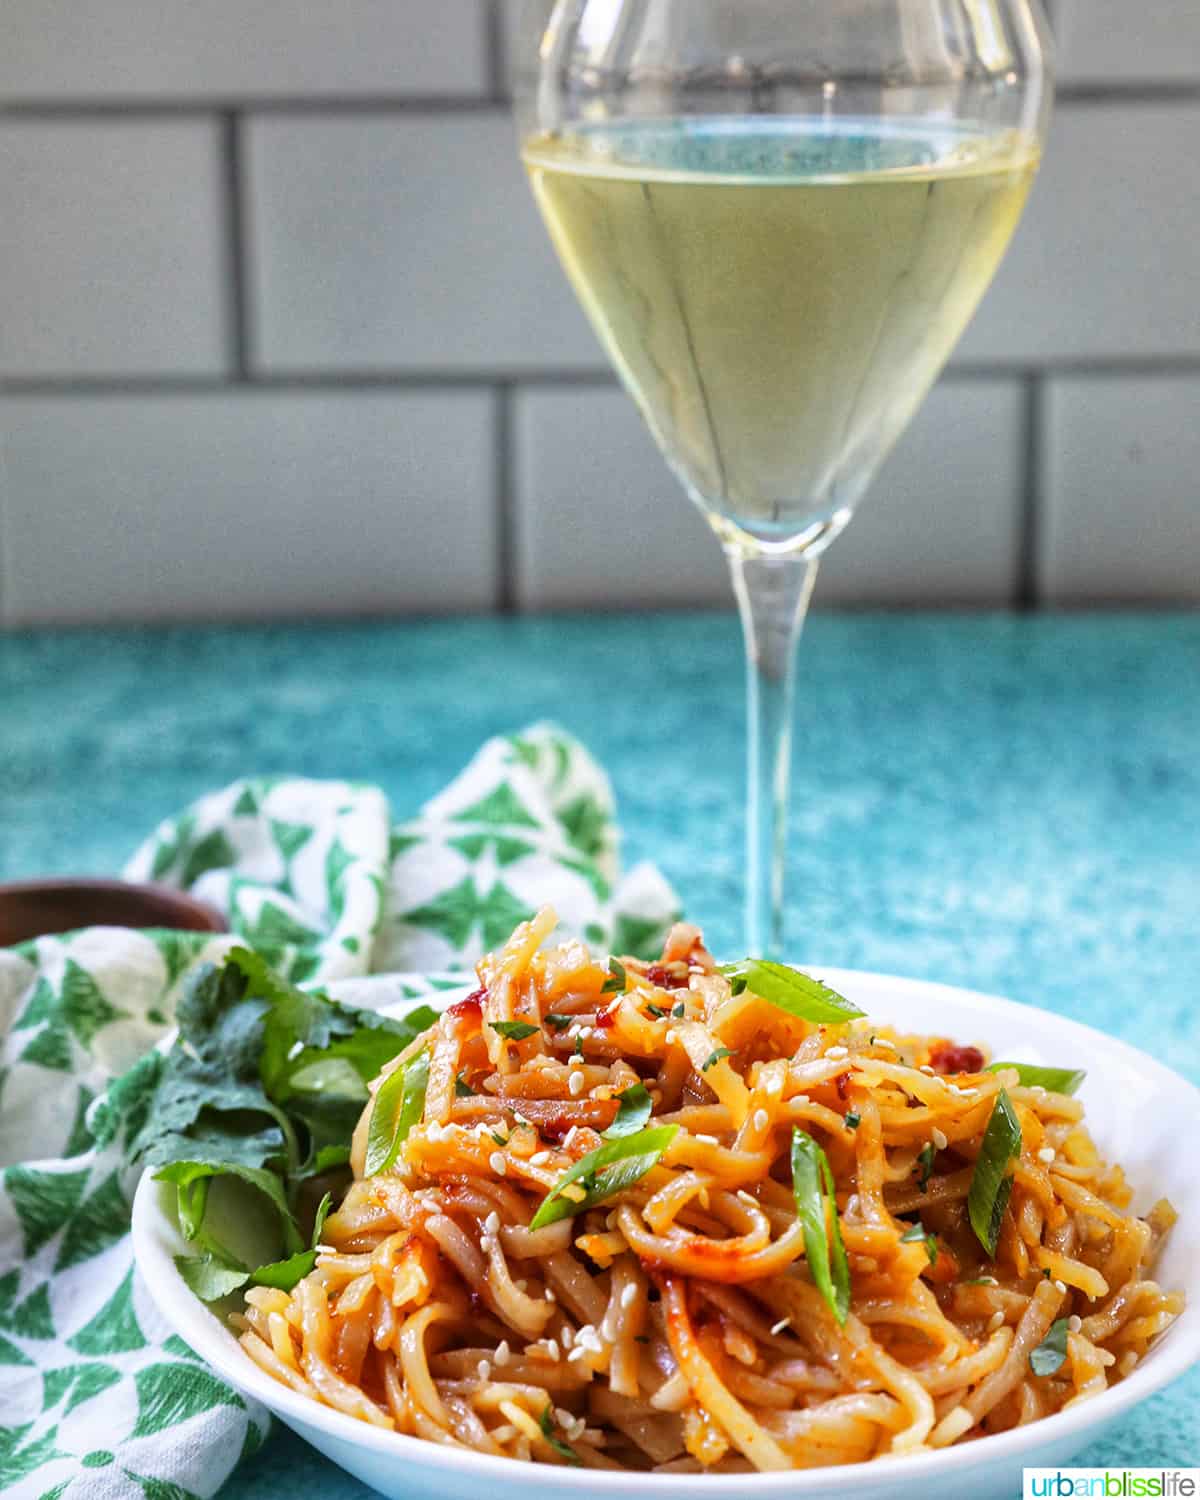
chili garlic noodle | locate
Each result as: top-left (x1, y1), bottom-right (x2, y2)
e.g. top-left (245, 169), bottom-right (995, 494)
top-left (234, 909), bottom-right (1183, 1471)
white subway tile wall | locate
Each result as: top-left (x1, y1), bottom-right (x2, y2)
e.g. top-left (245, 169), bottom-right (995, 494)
top-left (0, 1), bottom-right (1196, 623)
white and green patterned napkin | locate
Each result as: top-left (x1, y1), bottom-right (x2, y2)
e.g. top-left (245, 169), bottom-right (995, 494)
top-left (0, 726), bottom-right (679, 1500)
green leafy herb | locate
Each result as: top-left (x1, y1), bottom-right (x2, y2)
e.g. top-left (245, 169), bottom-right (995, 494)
top-left (490, 1131), bottom-right (508, 1148)
top-left (603, 1082), bottom-right (653, 1139)
top-left (490, 1020), bottom-right (540, 1043)
top-left (252, 1192), bottom-right (333, 1292)
top-left (646, 1003), bottom-right (668, 1019)
top-left (538, 1404), bottom-right (582, 1465)
top-left (543, 1013), bottom-right (572, 1032)
top-left (1029, 1317), bottom-right (1070, 1376)
top-left (530, 1125), bottom-right (678, 1230)
top-left (671, 1001), bottom-right (686, 1019)
top-left (364, 1049), bottom-right (430, 1178)
top-left (915, 1143), bottom-right (936, 1191)
top-left (844, 1111), bottom-right (861, 1130)
top-left (601, 957), bottom-right (627, 996)
top-left (455, 1072), bottom-right (474, 1098)
top-left (968, 1088), bottom-right (1022, 1257)
top-left (987, 1062), bottom-right (1086, 1096)
top-left (790, 1128), bottom-right (851, 1326)
top-left (702, 1047), bottom-right (733, 1072)
top-left (174, 1254), bottom-right (250, 1302)
top-left (899, 1220), bottom-right (938, 1267)
top-left (718, 961), bottom-right (865, 1025)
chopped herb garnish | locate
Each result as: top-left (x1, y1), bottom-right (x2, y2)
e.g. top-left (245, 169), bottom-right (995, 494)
top-left (601, 957), bottom-right (628, 995)
top-left (530, 1124), bottom-right (678, 1230)
top-left (646, 1003), bottom-right (668, 1019)
top-left (490, 1020), bottom-right (540, 1043)
top-left (251, 1192), bottom-right (333, 1292)
top-left (489, 1131), bottom-right (508, 1148)
top-left (671, 1001), bottom-right (686, 1019)
top-left (719, 961), bottom-right (866, 1024)
top-left (604, 1082), bottom-right (653, 1139)
top-left (844, 1111), bottom-right (861, 1130)
top-left (988, 1061), bottom-right (1086, 1096)
top-left (454, 1072), bottom-right (474, 1098)
top-left (539, 1403), bottom-right (582, 1465)
top-left (899, 1220), bottom-right (938, 1267)
top-left (702, 1047), bottom-right (733, 1072)
top-left (1029, 1317), bottom-right (1070, 1376)
top-left (915, 1143), bottom-right (936, 1191)
top-left (365, 1048), bottom-right (430, 1178)
top-left (790, 1128), bottom-right (851, 1326)
top-left (543, 1013), bottom-right (572, 1031)
top-left (968, 1088), bottom-right (1022, 1257)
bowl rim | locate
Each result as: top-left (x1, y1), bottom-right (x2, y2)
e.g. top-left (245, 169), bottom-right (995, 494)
top-left (131, 964), bottom-right (1200, 1492)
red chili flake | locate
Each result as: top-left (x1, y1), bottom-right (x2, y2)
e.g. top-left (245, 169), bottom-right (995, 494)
top-left (446, 988), bottom-right (486, 1020)
top-left (929, 1042), bottom-right (985, 1075)
top-left (594, 1006), bottom-right (617, 1030)
top-left (834, 1071), bottom-right (851, 1101)
top-left (645, 964), bottom-right (687, 990)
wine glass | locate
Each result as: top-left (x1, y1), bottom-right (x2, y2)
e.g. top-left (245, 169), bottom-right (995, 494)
top-left (514, 0), bottom-right (1053, 957)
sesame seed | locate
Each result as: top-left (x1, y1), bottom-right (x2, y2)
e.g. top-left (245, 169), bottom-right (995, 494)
top-left (530, 1150), bottom-right (551, 1166)
top-left (484, 1210), bottom-right (501, 1235)
top-left (737, 1189), bottom-right (758, 1206)
top-left (1054, 1280), bottom-right (1068, 1294)
top-left (495, 1340), bottom-right (511, 1365)
top-left (620, 1283), bottom-right (638, 1309)
top-left (562, 1126), bottom-right (579, 1150)
top-left (695, 1133), bottom-right (719, 1145)
top-left (919, 1064), bottom-right (936, 1076)
top-left (560, 1326), bottom-right (574, 1349)
top-left (1038, 1146), bottom-right (1056, 1164)
top-left (752, 1108), bottom-right (770, 1132)
top-left (932, 1128), bottom-right (949, 1151)
top-left (874, 1037), bottom-right (896, 1051)
top-left (987, 1311), bottom-right (1005, 1333)
top-left (489, 1151), bottom-right (507, 1176)
top-left (556, 1407), bottom-right (575, 1432)
top-left (476, 1359), bottom-right (491, 1381)
top-left (825, 1045), bottom-right (848, 1060)
top-left (567, 1344), bottom-right (587, 1362)
top-left (1068, 1316), bottom-right (1082, 1333)
top-left (664, 1029), bottom-right (678, 1045)
top-left (568, 1070), bottom-right (585, 1097)
top-left (770, 1318), bottom-right (791, 1335)
top-left (479, 1235), bottom-right (494, 1255)
top-left (286, 1040), bottom-right (305, 1061)
top-left (542, 1339), bottom-right (560, 1361)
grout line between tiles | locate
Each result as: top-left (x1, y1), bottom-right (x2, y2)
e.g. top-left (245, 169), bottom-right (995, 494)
top-left (220, 111), bottom-right (251, 380)
top-left (1016, 374), bottom-right (1045, 612)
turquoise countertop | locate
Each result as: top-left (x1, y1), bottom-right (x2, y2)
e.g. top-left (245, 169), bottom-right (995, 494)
top-left (2, 611), bottom-right (1197, 1492)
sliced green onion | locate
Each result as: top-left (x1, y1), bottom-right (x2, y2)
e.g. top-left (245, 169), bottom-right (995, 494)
top-left (603, 1082), bottom-right (653, 1139)
top-left (543, 1013), bottom-right (572, 1031)
top-left (719, 961), bottom-right (865, 1024)
top-left (899, 1220), bottom-right (938, 1267)
top-left (529, 1124), bottom-right (678, 1230)
top-left (844, 1111), bottom-right (861, 1130)
top-left (600, 957), bottom-right (627, 995)
top-left (702, 1047), bottom-right (733, 1072)
top-left (988, 1061), bottom-right (1086, 1096)
top-left (646, 1003), bottom-right (668, 1019)
top-left (454, 1072), bottom-right (474, 1098)
top-left (790, 1128), bottom-right (851, 1326)
top-left (539, 1403), bottom-right (581, 1465)
top-left (364, 1049), bottom-right (430, 1177)
top-left (671, 1001), bottom-right (686, 1019)
top-left (490, 1020), bottom-right (540, 1042)
top-left (915, 1143), bottom-right (936, 1190)
top-left (968, 1088), bottom-right (1022, 1257)
top-left (1029, 1317), bottom-right (1070, 1376)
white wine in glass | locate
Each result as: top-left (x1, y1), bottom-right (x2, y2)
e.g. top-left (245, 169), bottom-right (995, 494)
top-left (516, 2), bottom-right (1053, 956)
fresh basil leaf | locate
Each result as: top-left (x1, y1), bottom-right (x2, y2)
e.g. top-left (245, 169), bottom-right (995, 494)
top-left (915, 1142), bottom-right (936, 1190)
top-left (600, 957), bottom-right (627, 996)
top-left (538, 1403), bottom-right (582, 1466)
top-left (364, 1049), bottom-right (430, 1177)
top-left (718, 961), bottom-right (865, 1024)
top-left (702, 1047), bottom-right (732, 1072)
top-left (790, 1128), bottom-right (851, 1326)
top-left (530, 1125), bottom-right (678, 1230)
top-left (1030, 1317), bottom-right (1070, 1376)
top-left (175, 1254), bottom-right (250, 1302)
top-left (968, 1088), bottom-right (1022, 1257)
top-left (490, 1020), bottom-right (540, 1042)
top-left (987, 1062), bottom-right (1086, 1096)
top-left (603, 1082), bottom-right (653, 1139)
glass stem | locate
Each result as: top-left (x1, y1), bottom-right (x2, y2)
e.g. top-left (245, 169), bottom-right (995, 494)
top-left (726, 549), bottom-right (820, 958)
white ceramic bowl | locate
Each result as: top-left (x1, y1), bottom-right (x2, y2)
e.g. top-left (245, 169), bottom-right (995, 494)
top-left (132, 968), bottom-right (1200, 1500)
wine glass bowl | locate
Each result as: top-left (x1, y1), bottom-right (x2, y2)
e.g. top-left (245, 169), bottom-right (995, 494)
top-left (515, 0), bottom-right (1053, 953)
